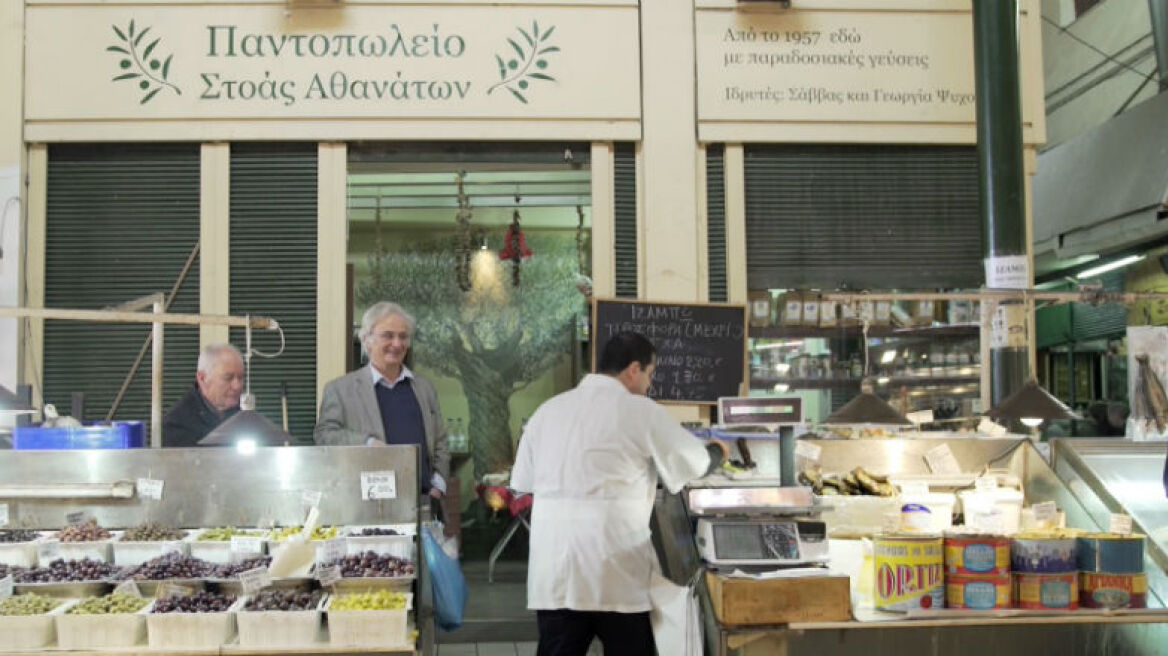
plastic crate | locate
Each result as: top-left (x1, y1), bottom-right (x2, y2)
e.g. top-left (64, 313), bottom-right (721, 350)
top-left (12, 422), bottom-right (145, 450)
top-left (0, 599), bottom-right (77, 650)
top-left (56, 599), bottom-right (154, 649)
top-left (326, 593), bottom-right (412, 648)
top-left (236, 594), bottom-right (327, 647)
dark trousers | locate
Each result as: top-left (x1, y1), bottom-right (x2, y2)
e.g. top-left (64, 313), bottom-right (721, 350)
top-left (536, 609), bottom-right (655, 656)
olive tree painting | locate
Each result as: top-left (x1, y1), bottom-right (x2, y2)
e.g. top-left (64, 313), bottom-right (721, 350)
top-left (357, 233), bottom-right (583, 477)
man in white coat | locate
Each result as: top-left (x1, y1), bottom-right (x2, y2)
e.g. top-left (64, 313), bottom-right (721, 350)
top-left (512, 331), bottom-right (728, 656)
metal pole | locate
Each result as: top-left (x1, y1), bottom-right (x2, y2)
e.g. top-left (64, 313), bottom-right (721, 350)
top-left (1150, 0), bottom-right (1168, 92)
top-left (152, 302), bottom-right (164, 448)
top-left (974, 0), bottom-right (1030, 408)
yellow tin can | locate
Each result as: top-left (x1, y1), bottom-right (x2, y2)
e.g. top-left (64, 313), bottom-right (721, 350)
top-left (874, 535), bottom-right (944, 611)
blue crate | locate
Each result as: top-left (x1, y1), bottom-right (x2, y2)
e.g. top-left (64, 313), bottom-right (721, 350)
top-left (12, 421), bottom-right (146, 450)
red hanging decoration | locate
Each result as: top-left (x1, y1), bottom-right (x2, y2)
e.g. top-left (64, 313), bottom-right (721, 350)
top-left (498, 225), bottom-right (533, 260)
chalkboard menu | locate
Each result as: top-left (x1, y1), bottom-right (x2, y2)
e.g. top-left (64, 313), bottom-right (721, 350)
top-left (592, 298), bottom-right (747, 404)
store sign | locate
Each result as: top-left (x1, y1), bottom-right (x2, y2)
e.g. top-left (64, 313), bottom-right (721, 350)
top-left (24, 4), bottom-right (640, 139)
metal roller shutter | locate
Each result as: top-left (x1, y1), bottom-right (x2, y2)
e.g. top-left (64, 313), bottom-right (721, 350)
top-left (44, 144), bottom-right (201, 425)
top-left (614, 143), bottom-right (638, 298)
top-left (706, 145), bottom-right (728, 303)
top-left (229, 143), bottom-right (318, 444)
top-left (743, 144), bottom-right (983, 291)
top-left (1072, 271), bottom-right (1127, 342)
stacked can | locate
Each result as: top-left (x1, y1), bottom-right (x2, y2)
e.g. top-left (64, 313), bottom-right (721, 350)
top-left (1011, 532), bottom-right (1079, 610)
top-left (1077, 533), bottom-right (1147, 609)
top-left (873, 534), bottom-right (945, 611)
top-left (944, 531), bottom-right (1011, 609)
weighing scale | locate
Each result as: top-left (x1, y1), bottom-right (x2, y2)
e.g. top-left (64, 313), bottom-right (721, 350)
top-left (687, 486), bottom-right (829, 568)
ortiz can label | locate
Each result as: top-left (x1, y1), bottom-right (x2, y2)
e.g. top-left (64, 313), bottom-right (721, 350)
top-left (1079, 572), bottom-right (1148, 609)
top-left (1013, 572), bottom-right (1078, 610)
top-left (945, 534), bottom-right (1010, 576)
top-left (874, 535), bottom-right (944, 611)
top-left (946, 574), bottom-right (1011, 610)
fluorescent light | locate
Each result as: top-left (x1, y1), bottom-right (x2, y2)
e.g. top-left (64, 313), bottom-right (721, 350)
top-left (876, 377), bottom-right (890, 385)
top-left (1021, 417), bottom-right (1044, 428)
top-left (1076, 255), bottom-right (1145, 279)
top-left (774, 363), bottom-right (790, 374)
top-left (880, 350), bottom-right (896, 364)
top-left (773, 383), bottom-right (790, 393)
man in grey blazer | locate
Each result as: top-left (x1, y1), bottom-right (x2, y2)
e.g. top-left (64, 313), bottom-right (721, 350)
top-left (314, 302), bottom-right (450, 499)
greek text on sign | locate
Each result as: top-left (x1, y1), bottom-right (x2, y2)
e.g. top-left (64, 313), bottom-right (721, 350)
top-left (230, 535), bottom-right (264, 554)
top-left (315, 564), bottom-right (342, 587)
top-left (985, 255), bottom-right (1030, 290)
top-left (66, 511), bottom-right (88, 525)
top-left (318, 538), bottom-right (346, 565)
top-left (1032, 501), bottom-right (1058, 527)
top-left (239, 566), bottom-right (273, 594)
top-left (974, 475), bottom-right (998, 492)
top-left (136, 478), bottom-right (164, 500)
top-left (361, 471), bottom-right (397, 500)
top-left (38, 541), bottom-right (60, 562)
top-left (794, 440), bottom-right (821, 463)
top-left (924, 444), bottom-right (961, 475)
top-left (155, 583), bottom-right (195, 599)
top-left (1109, 513), bottom-right (1133, 536)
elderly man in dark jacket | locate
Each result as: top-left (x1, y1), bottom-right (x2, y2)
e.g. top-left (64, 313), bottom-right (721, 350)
top-left (163, 343), bottom-right (244, 447)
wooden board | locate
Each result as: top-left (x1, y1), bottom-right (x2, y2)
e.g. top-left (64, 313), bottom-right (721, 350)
top-left (706, 571), bottom-right (852, 626)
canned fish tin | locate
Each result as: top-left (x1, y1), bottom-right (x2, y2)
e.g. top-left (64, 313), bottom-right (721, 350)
top-left (1013, 572), bottom-right (1078, 610)
top-left (874, 535), bottom-right (944, 611)
top-left (1011, 537), bottom-right (1077, 573)
top-left (1079, 572), bottom-right (1148, 609)
top-left (946, 574), bottom-right (1011, 609)
top-left (945, 533), bottom-right (1010, 576)
top-left (1076, 534), bottom-right (1145, 574)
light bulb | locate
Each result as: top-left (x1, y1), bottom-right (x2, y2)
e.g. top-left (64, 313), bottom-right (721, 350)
top-left (877, 377), bottom-right (890, 385)
top-left (236, 438), bottom-right (258, 454)
top-left (1020, 417), bottom-right (1043, 428)
top-left (773, 383), bottom-right (790, 393)
top-left (880, 350), bottom-right (896, 364)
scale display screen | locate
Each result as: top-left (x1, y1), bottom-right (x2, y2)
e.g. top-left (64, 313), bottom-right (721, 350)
top-left (713, 523), bottom-right (801, 561)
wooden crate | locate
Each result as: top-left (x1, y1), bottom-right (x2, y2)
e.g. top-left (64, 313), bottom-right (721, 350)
top-left (705, 572), bottom-right (851, 626)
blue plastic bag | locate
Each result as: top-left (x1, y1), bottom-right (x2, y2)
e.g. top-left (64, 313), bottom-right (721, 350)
top-left (422, 525), bottom-right (468, 631)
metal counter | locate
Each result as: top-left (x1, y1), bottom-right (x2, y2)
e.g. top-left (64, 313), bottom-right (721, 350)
top-left (652, 437), bottom-right (1168, 656)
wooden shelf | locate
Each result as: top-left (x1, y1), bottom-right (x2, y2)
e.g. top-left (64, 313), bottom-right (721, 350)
top-left (750, 375), bottom-right (980, 390)
top-left (749, 323), bottom-right (979, 340)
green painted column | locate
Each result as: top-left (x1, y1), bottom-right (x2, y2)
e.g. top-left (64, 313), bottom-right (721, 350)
top-left (973, 0), bottom-right (1030, 407)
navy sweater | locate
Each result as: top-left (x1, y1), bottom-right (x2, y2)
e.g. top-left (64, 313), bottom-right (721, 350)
top-left (374, 378), bottom-right (431, 493)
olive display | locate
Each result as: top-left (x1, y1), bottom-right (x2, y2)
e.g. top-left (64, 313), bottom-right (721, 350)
top-left (0, 593), bottom-right (62, 616)
top-left (68, 593), bottom-right (151, 615)
top-left (330, 590), bottom-right (408, 611)
top-left (14, 558), bottom-right (119, 582)
top-left (196, 527), bottom-right (266, 542)
top-left (0, 529), bottom-right (41, 543)
top-left (210, 555), bottom-right (272, 578)
top-left (349, 527), bottom-right (401, 537)
top-left (55, 520), bottom-right (113, 542)
top-left (325, 551), bottom-right (415, 578)
top-left (120, 523), bottom-right (186, 542)
top-left (244, 589), bottom-right (324, 612)
top-left (120, 552), bottom-right (215, 580)
top-left (152, 591), bottom-right (236, 614)
top-left (269, 525), bottom-right (338, 541)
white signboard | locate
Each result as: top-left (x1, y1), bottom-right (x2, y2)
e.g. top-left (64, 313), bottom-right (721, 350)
top-left (361, 471), bottom-right (397, 500)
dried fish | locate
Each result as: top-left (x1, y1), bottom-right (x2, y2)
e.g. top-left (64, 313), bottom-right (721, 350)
top-left (1137, 355), bottom-right (1168, 433)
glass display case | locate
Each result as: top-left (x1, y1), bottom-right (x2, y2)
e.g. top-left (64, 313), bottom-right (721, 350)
top-left (1052, 438), bottom-right (1168, 608)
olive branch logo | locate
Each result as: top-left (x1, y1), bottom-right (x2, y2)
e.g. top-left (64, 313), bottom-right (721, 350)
top-left (488, 22), bottom-right (559, 104)
top-left (107, 20), bottom-right (181, 104)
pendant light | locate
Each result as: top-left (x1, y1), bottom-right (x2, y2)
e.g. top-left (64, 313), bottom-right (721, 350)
top-left (820, 317), bottom-right (912, 427)
top-left (987, 378), bottom-right (1080, 428)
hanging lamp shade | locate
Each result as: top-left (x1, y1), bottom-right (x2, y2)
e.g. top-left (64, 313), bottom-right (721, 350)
top-left (821, 380), bottom-right (913, 427)
top-left (0, 384), bottom-right (35, 416)
top-left (199, 395), bottom-right (291, 447)
top-left (987, 378), bottom-right (1080, 426)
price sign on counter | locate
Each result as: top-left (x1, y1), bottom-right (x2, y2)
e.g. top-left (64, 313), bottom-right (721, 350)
top-left (155, 583), bottom-right (195, 600)
top-left (794, 440), bottom-right (821, 463)
top-left (1032, 501), bottom-right (1058, 528)
top-left (230, 535), bottom-right (265, 555)
top-left (114, 580), bottom-right (142, 598)
top-left (318, 538), bottom-right (346, 565)
top-left (1109, 513), bottom-right (1133, 536)
top-left (974, 475), bottom-right (998, 492)
top-left (66, 511), bottom-right (89, 526)
top-left (906, 410), bottom-right (934, 425)
top-left (136, 478), bottom-right (164, 501)
top-left (977, 418), bottom-right (1009, 436)
top-left (0, 575), bottom-right (12, 599)
top-left (239, 566), bottom-right (273, 594)
top-left (361, 471), bottom-right (397, 500)
top-left (38, 541), bottom-right (60, 562)
top-left (315, 565), bottom-right (341, 587)
top-left (924, 444), bottom-right (961, 475)
top-left (301, 489), bottom-right (322, 509)
top-left (0, 503), bottom-right (8, 527)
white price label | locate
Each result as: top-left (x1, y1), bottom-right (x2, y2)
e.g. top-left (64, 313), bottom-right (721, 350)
top-left (66, 511), bottom-right (88, 526)
top-left (1032, 501), bottom-right (1058, 527)
top-left (924, 444), bottom-right (962, 475)
top-left (1109, 513), bottom-right (1133, 536)
top-left (974, 475), bottom-right (998, 492)
top-left (985, 255), bottom-right (1030, 290)
top-left (155, 583), bottom-right (195, 600)
top-left (315, 564), bottom-right (342, 587)
top-left (977, 418), bottom-right (1009, 436)
top-left (136, 478), bottom-right (164, 500)
top-left (0, 575), bottom-right (12, 598)
top-left (238, 566), bottom-right (273, 594)
top-left (230, 535), bottom-right (265, 554)
top-left (114, 580), bottom-right (142, 598)
top-left (899, 482), bottom-right (930, 497)
top-left (906, 410), bottom-right (934, 425)
top-left (793, 440), bottom-right (821, 463)
top-left (301, 489), bottom-right (323, 508)
top-left (318, 538), bottom-right (346, 565)
top-left (361, 471), bottom-right (397, 500)
top-left (0, 503), bottom-right (8, 527)
top-left (38, 541), bottom-right (60, 562)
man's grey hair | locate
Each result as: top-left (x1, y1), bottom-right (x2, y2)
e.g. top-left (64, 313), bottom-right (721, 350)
top-left (358, 302), bottom-right (417, 352)
top-left (197, 343), bottom-right (243, 375)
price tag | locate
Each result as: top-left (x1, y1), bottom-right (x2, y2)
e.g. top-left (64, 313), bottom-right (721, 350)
top-left (974, 475), bottom-right (998, 492)
top-left (899, 482), bottom-right (930, 497)
top-left (155, 583), bottom-right (195, 600)
top-left (315, 564), bottom-right (341, 587)
top-left (793, 440), bottom-right (822, 463)
top-left (906, 410), bottom-right (934, 425)
top-left (318, 538), bottom-right (346, 565)
top-left (0, 503), bottom-right (8, 527)
top-left (0, 575), bottom-right (12, 598)
top-left (361, 471), bottom-right (397, 500)
top-left (38, 540), bottom-right (60, 562)
top-left (924, 444), bottom-right (962, 475)
top-left (1109, 513), bottom-right (1133, 536)
top-left (230, 535), bottom-right (265, 555)
top-left (977, 418), bottom-right (1009, 436)
top-left (66, 511), bottom-right (88, 526)
top-left (114, 580), bottom-right (142, 598)
top-left (136, 478), bottom-right (164, 501)
top-left (301, 489), bottom-right (323, 509)
top-left (1032, 501), bottom-right (1058, 528)
top-left (238, 566), bottom-right (273, 594)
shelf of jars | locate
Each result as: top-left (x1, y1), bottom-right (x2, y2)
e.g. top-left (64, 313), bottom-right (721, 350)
top-left (748, 323), bottom-right (980, 340)
top-left (749, 374), bottom-right (981, 390)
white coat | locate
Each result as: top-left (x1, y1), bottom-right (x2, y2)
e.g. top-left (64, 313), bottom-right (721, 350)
top-left (511, 374), bottom-right (711, 612)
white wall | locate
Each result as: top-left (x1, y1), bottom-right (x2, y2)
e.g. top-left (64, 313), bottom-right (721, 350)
top-left (1, 0), bottom-right (24, 398)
